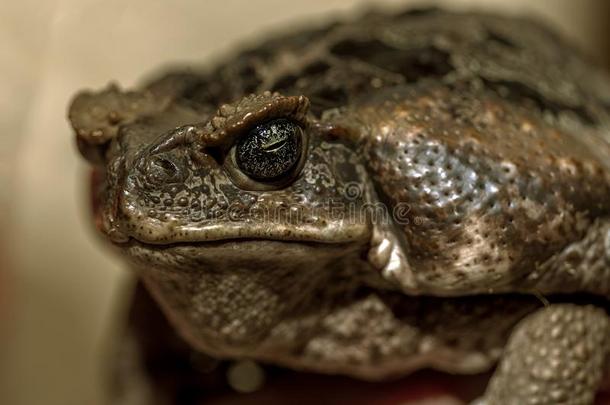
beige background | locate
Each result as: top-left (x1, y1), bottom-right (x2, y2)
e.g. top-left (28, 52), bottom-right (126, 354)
top-left (1, 1), bottom-right (608, 404)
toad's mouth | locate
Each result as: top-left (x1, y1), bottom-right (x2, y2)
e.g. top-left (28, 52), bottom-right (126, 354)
top-left (118, 220), bottom-right (372, 246)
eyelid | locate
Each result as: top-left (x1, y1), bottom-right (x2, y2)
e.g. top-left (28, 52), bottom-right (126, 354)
top-left (191, 93), bottom-right (310, 151)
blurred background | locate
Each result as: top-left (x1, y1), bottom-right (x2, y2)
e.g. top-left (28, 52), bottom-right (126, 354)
top-left (1, 1), bottom-right (609, 404)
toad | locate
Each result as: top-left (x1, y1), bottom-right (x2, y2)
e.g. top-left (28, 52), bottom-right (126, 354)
top-left (69, 8), bottom-right (610, 405)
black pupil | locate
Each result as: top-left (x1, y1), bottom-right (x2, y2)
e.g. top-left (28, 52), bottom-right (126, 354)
top-left (236, 118), bottom-right (301, 180)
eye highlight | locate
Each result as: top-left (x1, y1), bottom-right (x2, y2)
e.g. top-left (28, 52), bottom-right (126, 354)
top-left (236, 118), bottom-right (303, 181)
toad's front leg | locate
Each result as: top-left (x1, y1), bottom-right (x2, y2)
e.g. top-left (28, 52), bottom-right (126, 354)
top-left (482, 304), bottom-right (610, 405)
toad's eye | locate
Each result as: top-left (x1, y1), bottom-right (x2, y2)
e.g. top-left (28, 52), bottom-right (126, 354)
top-left (236, 118), bottom-right (303, 181)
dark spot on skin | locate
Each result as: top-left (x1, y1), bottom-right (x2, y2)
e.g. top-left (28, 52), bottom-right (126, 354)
top-left (485, 29), bottom-right (520, 49)
top-left (232, 63), bottom-right (263, 94)
top-left (303, 61), bottom-right (331, 75)
top-left (180, 75), bottom-right (228, 108)
top-left (272, 74), bottom-right (299, 92)
top-left (308, 86), bottom-right (349, 115)
top-left (395, 7), bottom-right (440, 18)
top-left (482, 79), bottom-right (597, 125)
top-left (263, 22), bottom-right (340, 49)
top-left (331, 40), bottom-right (452, 80)
top-left (196, 57), bottom-right (265, 101)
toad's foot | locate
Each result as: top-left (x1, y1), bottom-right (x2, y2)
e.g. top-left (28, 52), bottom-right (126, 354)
top-left (483, 304), bottom-right (610, 405)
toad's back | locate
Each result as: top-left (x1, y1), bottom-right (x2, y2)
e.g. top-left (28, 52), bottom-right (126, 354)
top-left (151, 8), bottom-right (610, 126)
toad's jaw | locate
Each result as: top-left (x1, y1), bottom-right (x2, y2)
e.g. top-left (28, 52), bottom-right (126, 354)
top-left (90, 172), bottom-right (372, 246)
top-left (115, 219), bottom-right (372, 246)
top-left (120, 238), bottom-right (371, 270)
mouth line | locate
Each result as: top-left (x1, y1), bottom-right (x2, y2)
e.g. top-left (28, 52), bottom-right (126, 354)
top-left (122, 235), bottom-right (356, 249)
top-left (111, 220), bottom-right (372, 246)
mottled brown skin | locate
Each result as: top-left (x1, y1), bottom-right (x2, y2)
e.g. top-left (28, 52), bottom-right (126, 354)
top-left (69, 8), bottom-right (610, 405)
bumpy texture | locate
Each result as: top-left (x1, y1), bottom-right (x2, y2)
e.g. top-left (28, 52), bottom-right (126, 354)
top-left (69, 8), bottom-right (610, 404)
top-left (485, 305), bottom-right (610, 405)
top-left (335, 82), bottom-right (610, 295)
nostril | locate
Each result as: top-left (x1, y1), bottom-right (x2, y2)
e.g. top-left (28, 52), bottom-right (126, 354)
top-left (144, 155), bottom-right (183, 184)
top-left (156, 157), bottom-right (178, 175)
